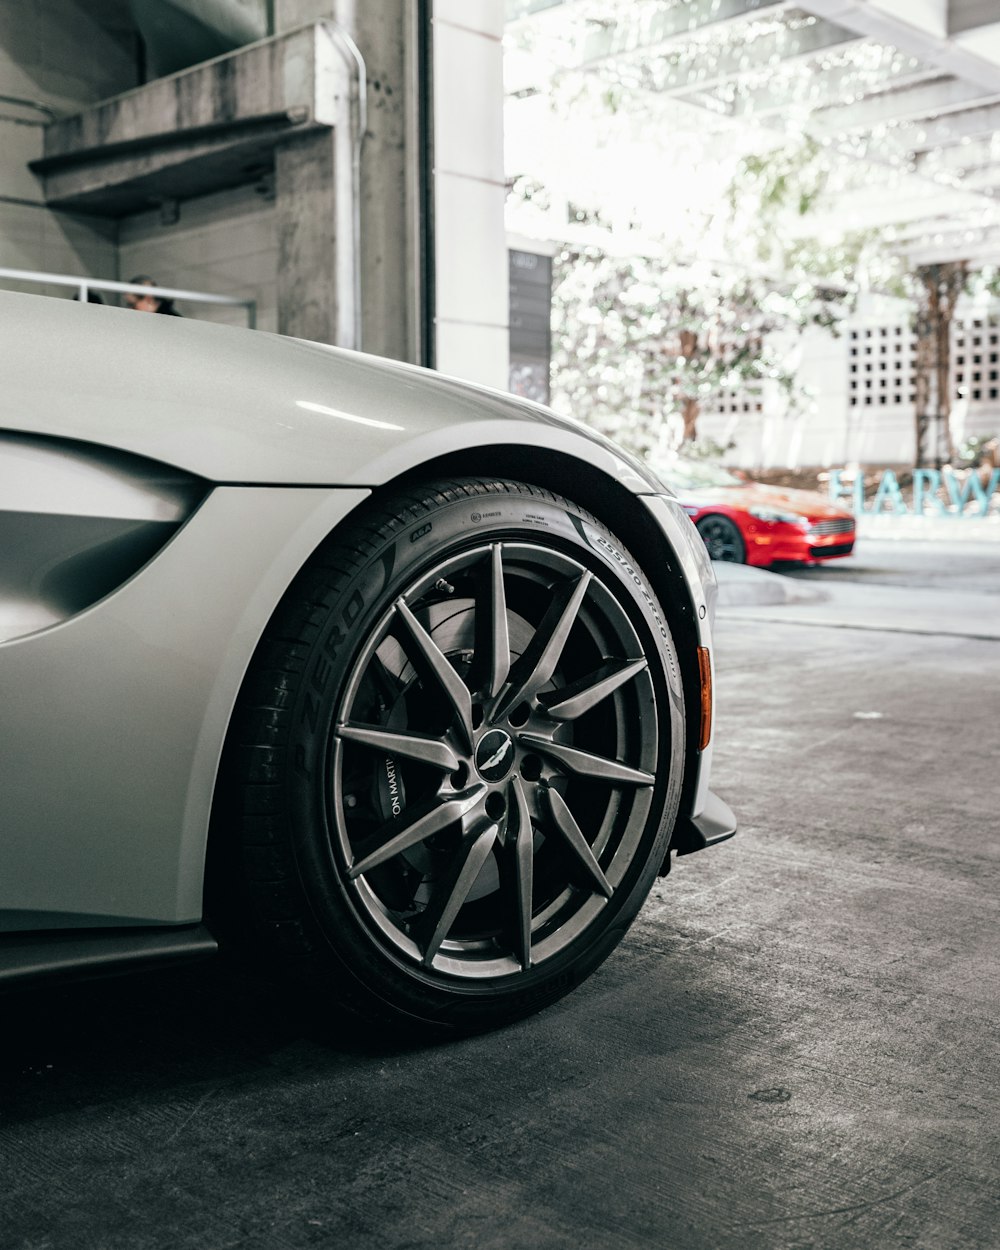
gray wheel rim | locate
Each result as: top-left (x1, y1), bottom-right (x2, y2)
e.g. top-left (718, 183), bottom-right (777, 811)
top-left (329, 540), bottom-right (661, 980)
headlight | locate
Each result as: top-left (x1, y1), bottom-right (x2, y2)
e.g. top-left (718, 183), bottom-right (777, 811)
top-left (748, 506), bottom-right (808, 527)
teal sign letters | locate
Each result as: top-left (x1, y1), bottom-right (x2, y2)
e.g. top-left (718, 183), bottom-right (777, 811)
top-left (829, 467), bottom-right (1000, 517)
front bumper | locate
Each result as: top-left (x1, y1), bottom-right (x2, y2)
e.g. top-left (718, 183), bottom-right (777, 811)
top-left (639, 494), bottom-right (737, 861)
top-left (745, 520), bottom-right (856, 565)
top-left (674, 789), bottom-right (738, 855)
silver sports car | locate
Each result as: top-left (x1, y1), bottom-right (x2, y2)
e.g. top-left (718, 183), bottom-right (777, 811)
top-left (1, 291), bottom-right (735, 1033)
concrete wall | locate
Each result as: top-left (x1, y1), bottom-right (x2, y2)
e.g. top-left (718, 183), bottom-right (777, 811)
top-left (0, 0), bottom-right (138, 291)
top-left (3, 0), bottom-right (508, 387)
top-left (2, 0), bottom-right (421, 354)
top-left (118, 184), bottom-right (277, 329)
top-left (0, 0), bottom-right (140, 114)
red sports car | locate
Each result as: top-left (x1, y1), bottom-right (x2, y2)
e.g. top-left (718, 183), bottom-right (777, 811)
top-left (657, 458), bottom-right (856, 566)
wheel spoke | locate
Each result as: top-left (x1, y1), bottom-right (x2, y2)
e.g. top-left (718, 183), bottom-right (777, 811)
top-left (337, 724), bottom-right (460, 772)
top-left (545, 788), bottom-right (613, 900)
top-left (418, 824), bottom-right (499, 966)
top-left (347, 786), bottom-right (486, 878)
top-left (477, 544), bottom-right (510, 698)
top-left (395, 598), bottom-right (474, 750)
top-left (369, 654), bottom-right (405, 704)
top-left (540, 658), bottom-right (648, 722)
top-left (519, 735), bottom-right (655, 787)
top-left (509, 776), bottom-right (534, 969)
top-left (498, 570), bottom-right (592, 713)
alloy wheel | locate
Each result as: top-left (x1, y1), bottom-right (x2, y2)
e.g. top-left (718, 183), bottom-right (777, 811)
top-left (330, 540), bottom-right (659, 980)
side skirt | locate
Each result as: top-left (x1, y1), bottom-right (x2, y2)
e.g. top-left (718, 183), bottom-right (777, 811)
top-left (0, 925), bottom-right (218, 985)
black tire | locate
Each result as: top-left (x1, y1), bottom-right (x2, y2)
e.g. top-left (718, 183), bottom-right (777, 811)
top-left (696, 513), bottom-right (746, 563)
top-left (229, 479), bottom-right (685, 1034)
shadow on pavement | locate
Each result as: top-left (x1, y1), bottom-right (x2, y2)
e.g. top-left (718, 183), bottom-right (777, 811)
top-left (0, 959), bottom-right (436, 1127)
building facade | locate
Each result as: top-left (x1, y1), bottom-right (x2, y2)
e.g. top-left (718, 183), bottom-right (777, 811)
top-left (0, 0), bottom-right (508, 386)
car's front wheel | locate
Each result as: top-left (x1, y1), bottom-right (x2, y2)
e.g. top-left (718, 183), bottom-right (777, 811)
top-left (228, 479), bottom-right (685, 1033)
top-left (696, 513), bottom-right (745, 563)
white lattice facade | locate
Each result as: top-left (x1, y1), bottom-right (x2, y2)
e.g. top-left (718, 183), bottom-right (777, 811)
top-left (699, 297), bottom-right (1000, 469)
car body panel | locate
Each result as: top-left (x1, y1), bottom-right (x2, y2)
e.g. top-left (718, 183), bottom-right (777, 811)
top-left (0, 484), bottom-right (368, 931)
top-left (640, 494), bottom-right (720, 831)
top-left (2, 292), bottom-right (655, 495)
top-left (683, 482), bottom-right (847, 520)
top-left (0, 925), bottom-right (218, 984)
top-left (0, 431), bottom-right (207, 644)
top-left (0, 292), bottom-right (733, 948)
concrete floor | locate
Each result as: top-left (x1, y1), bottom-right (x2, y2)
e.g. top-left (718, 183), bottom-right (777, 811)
top-left (1, 541), bottom-right (998, 1249)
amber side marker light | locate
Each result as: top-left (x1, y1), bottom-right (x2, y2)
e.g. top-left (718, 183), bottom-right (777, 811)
top-left (697, 646), bottom-right (713, 751)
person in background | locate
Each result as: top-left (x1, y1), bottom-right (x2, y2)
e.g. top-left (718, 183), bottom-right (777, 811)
top-left (124, 275), bottom-right (181, 316)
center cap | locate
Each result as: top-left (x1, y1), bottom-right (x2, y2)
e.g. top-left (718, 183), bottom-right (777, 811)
top-left (475, 729), bottom-right (515, 782)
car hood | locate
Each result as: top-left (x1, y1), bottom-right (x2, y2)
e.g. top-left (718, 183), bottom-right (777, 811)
top-left (0, 292), bottom-right (659, 493)
top-left (681, 481), bottom-right (849, 519)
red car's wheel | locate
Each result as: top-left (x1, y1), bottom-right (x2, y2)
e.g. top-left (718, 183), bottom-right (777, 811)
top-left (696, 514), bottom-right (745, 563)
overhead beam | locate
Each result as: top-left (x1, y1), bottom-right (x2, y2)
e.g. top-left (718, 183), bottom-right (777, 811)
top-left (890, 210), bottom-right (1000, 242)
top-left (634, 16), bottom-right (861, 96)
top-left (915, 133), bottom-right (1000, 174)
top-left (694, 59), bottom-right (938, 121)
top-left (948, 0), bottom-right (1000, 36)
top-left (784, 179), bottom-right (991, 236)
top-left (806, 74), bottom-right (1000, 136)
top-left (579, 0), bottom-right (792, 69)
top-left (505, 0), bottom-right (574, 20)
top-left (29, 26), bottom-right (345, 216)
top-left (891, 99), bottom-right (1000, 154)
top-left (903, 225), bottom-right (1000, 264)
top-left (802, 0), bottom-right (1000, 94)
top-left (961, 166), bottom-right (1000, 192)
top-left (810, 97), bottom-right (1000, 171)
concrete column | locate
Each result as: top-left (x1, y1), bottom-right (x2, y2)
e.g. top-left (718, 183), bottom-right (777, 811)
top-left (273, 0), bottom-right (418, 359)
top-left (275, 131), bottom-right (342, 344)
top-left (274, 0), bottom-right (342, 26)
top-left (431, 2), bottom-right (508, 388)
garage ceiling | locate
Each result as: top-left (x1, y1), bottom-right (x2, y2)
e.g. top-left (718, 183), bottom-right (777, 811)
top-left (504, 0), bottom-right (1000, 266)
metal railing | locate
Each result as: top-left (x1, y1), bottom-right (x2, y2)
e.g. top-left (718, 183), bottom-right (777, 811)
top-left (0, 267), bottom-right (257, 328)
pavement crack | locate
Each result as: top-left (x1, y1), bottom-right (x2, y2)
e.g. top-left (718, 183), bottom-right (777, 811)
top-left (672, 874), bottom-right (738, 902)
top-left (163, 1087), bottom-right (218, 1145)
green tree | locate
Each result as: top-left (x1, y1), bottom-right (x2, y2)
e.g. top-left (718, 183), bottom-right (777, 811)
top-left (911, 262), bottom-right (967, 468)
top-left (548, 138), bottom-right (859, 453)
top-left (550, 252), bottom-right (845, 455)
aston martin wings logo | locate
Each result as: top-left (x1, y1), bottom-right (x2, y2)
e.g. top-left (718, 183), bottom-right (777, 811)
top-left (481, 739), bottom-right (513, 771)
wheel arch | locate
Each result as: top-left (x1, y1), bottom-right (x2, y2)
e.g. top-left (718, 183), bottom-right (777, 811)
top-left (204, 446), bottom-right (705, 923)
